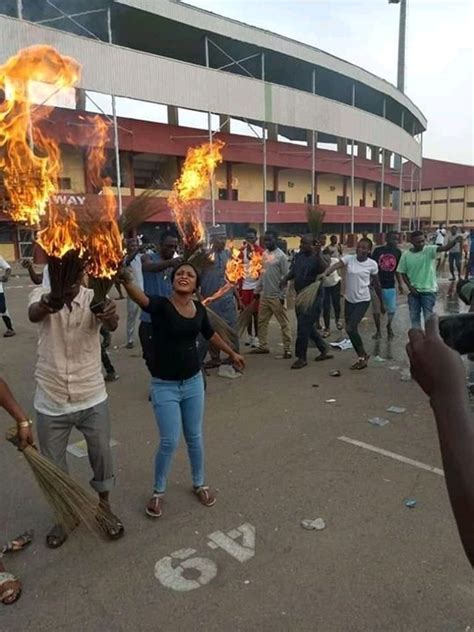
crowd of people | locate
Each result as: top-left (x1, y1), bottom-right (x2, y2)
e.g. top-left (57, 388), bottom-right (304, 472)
top-left (1, 222), bottom-right (474, 604)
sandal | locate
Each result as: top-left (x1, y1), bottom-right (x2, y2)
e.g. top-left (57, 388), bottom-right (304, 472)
top-left (336, 321), bottom-right (344, 330)
top-left (96, 509), bottom-right (125, 540)
top-left (322, 329), bottom-right (330, 338)
top-left (145, 494), bottom-right (163, 519)
top-left (0, 572), bottom-right (22, 606)
top-left (1, 530), bottom-right (33, 555)
top-left (193, 486), bottom-right (217, 507)
top-left (46, 524), bottom-right (68, 549)
top-left (350, 356), bottom-right (369, 371)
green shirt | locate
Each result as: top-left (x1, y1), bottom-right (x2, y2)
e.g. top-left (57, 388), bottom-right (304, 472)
top-left (397, 245), bottom-right (438, 293)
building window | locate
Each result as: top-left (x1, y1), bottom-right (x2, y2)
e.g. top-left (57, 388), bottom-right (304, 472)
top-left (266, 191), bottom-right (286, 203)
top-left (450, 198), bottom-right (464, 203)
top-left (58, 177), bottom-right (72, 190)
top-left (467, 202), bottom-right (474, 208)
top-left (433, 199), bottom-right (447, 204)
top-left (359, 199), bottom-right (365, 206)
top-left (305, 194), bottom-right (320, 204)
top-left (218, 188), bottom-right (238, 201)
top-left (337, 196), bottom-right (349, 206)
top-left (420, 200), bottom-right (431, 205)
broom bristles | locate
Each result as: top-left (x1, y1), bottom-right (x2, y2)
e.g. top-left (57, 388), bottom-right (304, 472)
top-left (118, 189), bottom-right (164, 235)
top-left (205, 307), bottom-right (239, 351)
top-left (294, 277), bottom-right (323, 313)
top-left (6, 428), bottom-right (110, 538)
top-left (237, 301), bottom-right (257, 336)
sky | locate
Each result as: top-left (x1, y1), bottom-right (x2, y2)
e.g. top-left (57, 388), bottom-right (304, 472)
top-left (184, 0), bottom-right (473, 165)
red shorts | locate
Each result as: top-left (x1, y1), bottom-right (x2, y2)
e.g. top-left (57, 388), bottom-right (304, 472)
top-left (240, 289), bottom-right (259, 312)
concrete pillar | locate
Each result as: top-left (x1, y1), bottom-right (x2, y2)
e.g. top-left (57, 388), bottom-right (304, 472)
top-left (273, 167), bottom-right (280, 197)
top-left (358, 142), bottom-right (367, 160)
top-left (226, 162), bottom-right (233, 200)
top-left (384, 151), bottom-right (392, 168)
top-left (337, 138), bottom-right (348, 154)
top-left (342, 177), bottom-right (347, 205)
top-left (362, 181), bottom-right (367, 206)
top-left (219, 114), bottom-right (231, 134)
top-left (126, 152), bottom-right (135, 196)
top-left (76, 88), bottom-right (86, 110)
top-left (167, 105), bottom-right (179, 126)
top-left (371, 146), bottom-right (379, 163)
top-left (267, 123), bottom-right (278, 141)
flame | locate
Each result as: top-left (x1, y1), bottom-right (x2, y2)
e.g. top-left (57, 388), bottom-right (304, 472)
top-left (247, 250), bottom-right (263, 280)
top-left (169, 140), bottom-right (225, 252)
top-left (85, 183), bottom-right (123, 279)
top-left (0, 45), bottom-right (81, 224)
top-left (36, 204), bottom-right (83, 259)
top-left (224, 246), bottom-right (244, 284)
top-left (84, 114), bottom-right (109, 190)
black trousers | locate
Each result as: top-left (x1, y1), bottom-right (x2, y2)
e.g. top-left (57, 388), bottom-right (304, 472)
top-left (344, 300), bottom-right (370, 357)
top-left (295, 291), bottom-right (328, 361)
top-left (323, 282), bottom-right (341, 329)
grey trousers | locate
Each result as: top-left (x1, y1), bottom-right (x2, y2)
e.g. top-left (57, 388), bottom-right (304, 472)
top-left (126, 298), bottom-right (140, 345)
top-left (36, 400), bottom-right (115, 493)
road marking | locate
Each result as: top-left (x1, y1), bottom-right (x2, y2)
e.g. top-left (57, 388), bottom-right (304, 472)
top-left (154, 523), bottom-right (256, 591)
top-left (338, 436), bottom-right (445, 477)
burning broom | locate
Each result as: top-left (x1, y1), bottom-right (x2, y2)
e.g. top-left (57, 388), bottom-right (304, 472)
top-left (294, 206), bottom-right (327, 313)
top-left (6, 428), bottom-right (114, 538)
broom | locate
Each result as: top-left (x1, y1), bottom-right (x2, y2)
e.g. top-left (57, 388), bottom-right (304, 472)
top-left (294, 276), bottom-right (324, 313)
top-left (46, 251), bottom-right (84, 311)
top-left (118, 189), bottom-right (165, 236)
top-left (205, 307), bottom-right (239, 352)
top-left (6, 428), bottom-right (113, 538)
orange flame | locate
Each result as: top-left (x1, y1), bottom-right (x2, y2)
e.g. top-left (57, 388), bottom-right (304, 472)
top-left (169, 140), bottom-right (225, 251)
top-left (247, 250), bottom-right (263, 280)
top-left (0, 45), bottom-right (81, 224)
top-left (36, 204), bottom-right (83, 259)
top-left (225, 246), bottom-right (244, 284)
top-left (84, 114), bottom-right (109, 190)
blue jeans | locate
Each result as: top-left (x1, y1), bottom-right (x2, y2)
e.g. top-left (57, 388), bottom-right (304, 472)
top-left (407, 292), bottom-right (436, 329)
top-left (150, 372), bottom-right (205, 493)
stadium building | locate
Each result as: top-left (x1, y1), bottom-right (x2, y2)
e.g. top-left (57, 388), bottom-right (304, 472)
top-left (0, 0), bottom-right (430, 259)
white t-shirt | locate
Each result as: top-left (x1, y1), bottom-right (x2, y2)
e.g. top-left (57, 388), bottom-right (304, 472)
top-left (0, 255), bottom-right (11, 293)
top-left (342, 254), bottom-right (378, 303)
top-left (435, 228), bottom-right (446, 246)
top-left (323, 257), bottom-right (342, 288)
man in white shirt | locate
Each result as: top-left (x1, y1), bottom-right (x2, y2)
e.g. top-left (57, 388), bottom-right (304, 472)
top-left (124, 237), bottom-right (144, 348)
top-left (28, 266), bottom-right (124, 548)
top-left (0, 255), bottom-right (15, 337)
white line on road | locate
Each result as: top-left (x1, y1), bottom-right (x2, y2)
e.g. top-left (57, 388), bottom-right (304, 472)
top-left (338, 436), bottom-right (445, 477)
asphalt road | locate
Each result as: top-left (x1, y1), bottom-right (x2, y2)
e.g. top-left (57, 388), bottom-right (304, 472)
top-left (1, 273), bottom-right (473, 631)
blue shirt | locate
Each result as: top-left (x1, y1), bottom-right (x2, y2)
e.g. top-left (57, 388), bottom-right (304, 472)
top-left (140, 253), bottom-right (173, 323)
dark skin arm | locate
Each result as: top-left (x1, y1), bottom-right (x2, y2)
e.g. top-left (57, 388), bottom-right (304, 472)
top-left (407, 315), bottom-right (474, 566)
top-left (96, 300), bottom-right (119, 332)
top-left (370, 274), bottom-right (386, 314)
top-left (401, 272), bottom-right (419, 296)
top-left (0, 378), bottom-right (34, 449)
top-left (28, 294), bottom-right (58, 323)
top-left (21, 260), bottom-right (43, 285)
top-left (437, 236), bottom-right (462, 253)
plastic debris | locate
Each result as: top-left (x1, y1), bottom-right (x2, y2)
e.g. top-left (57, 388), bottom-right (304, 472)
top-left (387, 406), bottom-right (406, 414)
top-left (374, 355), bottom-right (386, 362)
top-left (330, 370), bottom-right (341, 377)
top-left (388, 365), bottom-right (401, 371)
top-left (244, 580), bottom-right (251, 585)
top-left (329, 338), bottom-right (353, 351)
top-left (405, 498), bottom-right (417, 509)
top-left (325, 399), bottom-right (336, 403)
top-left (301, 518), bottom-right (326, 530)
top-left (218, 365), bottom-right (242, 379)
top-left (400, 368), bottom-right (411, 381)
top-left (311, 384), bottom-right (319, 388)
top-left (368, 417), bottom-right (390, 427)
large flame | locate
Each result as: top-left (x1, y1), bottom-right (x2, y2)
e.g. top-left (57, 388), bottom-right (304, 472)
top-left (169, 140), bottom-right (225, 252)
top-left (36, 204), bottom-right (83, 259)
top-left (84, 114), bottom-right (109, 190)
top-left (0, 45), bottom-right (81, 224)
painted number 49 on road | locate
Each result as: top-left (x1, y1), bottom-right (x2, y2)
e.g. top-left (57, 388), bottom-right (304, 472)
top-left (154, 523), bottom-right (256, 592)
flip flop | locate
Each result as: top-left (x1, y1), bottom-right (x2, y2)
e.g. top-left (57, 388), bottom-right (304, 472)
top-left (0, 572), bottom-right (22, 606)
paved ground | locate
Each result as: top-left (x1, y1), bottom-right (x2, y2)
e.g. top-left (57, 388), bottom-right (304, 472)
top-left (1, 271), bottom-right (473, 631)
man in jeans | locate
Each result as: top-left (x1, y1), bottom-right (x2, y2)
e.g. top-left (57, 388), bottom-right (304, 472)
top-left (397, 230), bottom-right (461, 329)
top-left (285, 235), bottom-right (333, 369)
top-left (28, 267), bottom-right (124, 548)
top-left (448, 226), bottom-right (462, 281)
top-left (252, 230), bottom-right (292, 357)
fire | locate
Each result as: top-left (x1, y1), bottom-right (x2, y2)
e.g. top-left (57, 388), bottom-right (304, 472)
top-left (247, 250), bottom-right (263, 279)
top-left (85, 115), bottom-right (109, 190)
top-left (0, 45), bottom-right (81, 224)
top-left (36, 204), bottom-right (83, 259)
top-left (169, 140), bottom-right (225, 252)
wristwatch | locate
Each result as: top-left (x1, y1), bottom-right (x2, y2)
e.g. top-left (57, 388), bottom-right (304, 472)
top-left (18, 419), bottom-right (33, 428)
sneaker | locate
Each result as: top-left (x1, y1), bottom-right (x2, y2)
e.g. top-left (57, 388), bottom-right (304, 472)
top-left (251, 336), bottom-right (259, 348)
top-left (218, 365), bottom-right (242, 379)
top-left (126, 342), bottom-right (134, 349)
top-left (322, 329), bottom-right (330, 338)
top-left (3, 329), bottom-right (16, 338)
top-left (283, 351), bottom-right (292, 359)
top-left (250, 347), bottom-right (270, 354)
top-left (244, 337), bottom-right (252, 346)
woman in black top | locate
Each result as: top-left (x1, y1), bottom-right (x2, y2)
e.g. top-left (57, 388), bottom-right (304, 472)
top-left (121, 262), bottom-right (244, 518)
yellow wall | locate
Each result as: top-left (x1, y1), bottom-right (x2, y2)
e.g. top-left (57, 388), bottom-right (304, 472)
top-left (0, 244), bottom-right (15, 260)
top-left (279, 169), bottom-right (312, 203)
top-left (60, 146), bottom-right (86, 192)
